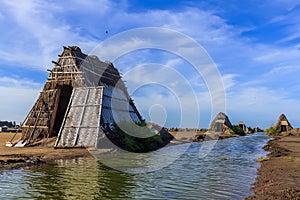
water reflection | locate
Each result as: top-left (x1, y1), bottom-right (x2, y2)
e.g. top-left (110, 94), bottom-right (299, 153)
top-left (29, 159), bottom-right (99, 199)
top-left (27, 158), bottom-right (135, 200)
top-left (0, 133), bottom-right (270, 200)
top-left (95, 163), bottom-right (135, 199)
top-left (93, 142), bottom-right (191, 173)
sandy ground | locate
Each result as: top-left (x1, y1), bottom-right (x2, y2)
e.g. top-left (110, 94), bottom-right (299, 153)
top-left (246, 135), bottom-right (300, 200)
top-left (0, 132), bottom-right (92, 171)
top-left (169, 131), bottom-right (196, 143)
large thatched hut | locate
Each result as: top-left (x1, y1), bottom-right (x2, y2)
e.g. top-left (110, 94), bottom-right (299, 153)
top-left (275, 114), bottom-right (293, 132)
top-left (208, 112), bottom-right (232, 134)
top-left (19, 46), bottom-right (143, 148)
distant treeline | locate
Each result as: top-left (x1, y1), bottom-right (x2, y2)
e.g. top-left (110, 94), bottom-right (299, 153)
top-left (0, 121), bottom-right (16, 128)
top-left (168, 128), bottom-right (208, 132)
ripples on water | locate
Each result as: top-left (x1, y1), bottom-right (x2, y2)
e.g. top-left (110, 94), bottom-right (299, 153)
top-left (0, 133), bottom-right (269, 200)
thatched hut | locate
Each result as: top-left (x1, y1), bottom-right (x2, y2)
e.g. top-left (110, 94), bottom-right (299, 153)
top-left (238, 121), bottom-right (249, 133)
top-left (275, 114), bottom-right (293, 132)
top-left (208, 112), bottom-right (232, 134)
top-left (18, 46), bottom-right (143, 148)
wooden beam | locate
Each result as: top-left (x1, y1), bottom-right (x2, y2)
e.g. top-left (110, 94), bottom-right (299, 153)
top-left (49, 87), bottom-right (62, 135)
top-left (50, 71), bottom-right (83, 74)
top-left (22, 125), bottom-right (48, 129)
top-left (52, 61), bottom-right (60, 66)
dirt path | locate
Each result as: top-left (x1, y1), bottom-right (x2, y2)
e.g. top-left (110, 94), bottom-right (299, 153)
top-left (246, 135), bottom-right (300, 200)
top-left (0, 132), bottom-right (92, 171)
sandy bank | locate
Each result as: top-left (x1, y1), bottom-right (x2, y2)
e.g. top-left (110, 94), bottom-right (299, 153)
top-left (0, 132), bottom-right (91, 171)
top-left (246, 135), bottom-right (300, 199)
top-left (170, 130), bottom-right (239, 144)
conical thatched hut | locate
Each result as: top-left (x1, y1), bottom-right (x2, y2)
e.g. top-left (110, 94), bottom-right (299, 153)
top-left (238, 121), bottom-right (249, 133)
top-left (275, 114), bottom-right (293, 132)
top-left (19, 46), bottom-right (143, 148)
top-left (208, 112), bottom-right (232, 133)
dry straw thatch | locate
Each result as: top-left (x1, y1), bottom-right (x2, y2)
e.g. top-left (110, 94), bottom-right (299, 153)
top-left (275, 114), bottom-right (293, 132)
top-left (208, 112), bottom-right (232, 134)
top-left (20, 46), bottom-right (143, 146)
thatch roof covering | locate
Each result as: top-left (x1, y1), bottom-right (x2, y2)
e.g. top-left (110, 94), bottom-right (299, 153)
top-left (238, 121), bottom-right (245, 125)
top-left (208, 112), bottom-right (232, 133)
top-left (20, 46), bottom-right (143, 147)
top-left (275, 114), bottom-right (293, 132)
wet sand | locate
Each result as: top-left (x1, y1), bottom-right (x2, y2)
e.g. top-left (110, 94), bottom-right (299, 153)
top-left (0, 132), bottom-right (91, 171)
top-left (170, 130), bottom-right (237, 144)
top-left (247, 135), bottom-right (300, 199)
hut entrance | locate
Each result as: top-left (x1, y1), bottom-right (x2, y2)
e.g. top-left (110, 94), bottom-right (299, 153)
top-left (280, 121), bottom-right (288, 132)
top-left (216, 122), bottom-right (223, 132)
top-left (281, 125), bottom-right (287, 132)
top-left (50, 85), bottom-right (73, 136)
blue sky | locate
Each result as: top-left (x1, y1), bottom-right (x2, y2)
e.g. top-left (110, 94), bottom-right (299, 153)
top-left (0, 0), bottom-right (300, 129)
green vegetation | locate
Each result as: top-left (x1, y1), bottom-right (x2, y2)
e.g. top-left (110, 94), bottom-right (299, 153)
top-left (107, 121), bottom-right (164, 153)
top-left (264, 127), bottom-right (280, 135)
top-left (229, 125), bottom-right (246, 136)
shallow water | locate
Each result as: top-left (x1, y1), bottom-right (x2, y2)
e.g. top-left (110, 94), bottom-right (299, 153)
top-left (0, 133), bottom-right (269, 200)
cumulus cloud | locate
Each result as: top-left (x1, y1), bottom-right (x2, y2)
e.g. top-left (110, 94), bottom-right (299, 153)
top-left (227, 86), bottom-right (300, 128)
top-left (0, 77), bottom-right (42, 89)
top-left (0, 77), bottom-right (42, 122)
top-left (0, 0), bottom-right (100, 68)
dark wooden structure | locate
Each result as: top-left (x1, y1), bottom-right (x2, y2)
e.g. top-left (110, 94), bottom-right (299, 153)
top-left (275, 114), bottom-right (293, 133)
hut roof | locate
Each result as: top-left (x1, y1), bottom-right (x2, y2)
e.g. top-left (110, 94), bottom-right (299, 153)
top-left (208, 112), bottom-right (232, 132)
top-left (275, 114), bottom-right (293, 131)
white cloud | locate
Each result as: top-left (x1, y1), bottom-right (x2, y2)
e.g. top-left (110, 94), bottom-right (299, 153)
top-left (1, 0), bottom-right (299, 74)
top-left (68, 0), bottom-right (112, 13)
top-left (0, 1), bottom-right (239, 68)
top-left (133, 91), bottom-right (207, 128)
top-left (123, 63), bottom-right (198, 99)
top-left (253, 45), bottom-right (300, 65)
top-left (266, 2), bottom-right (300, 43)
top-left (0, 0), bottom-right (99, 68)
top-left (222, 74), bottom-right (238, 90)
top-left (0, 86), bottom-right (40, 122)
top-left (0, 77), bottom-right (42, 89)
top-left (267, 65), bottom-right (300, 75)
top-left (0, 50), bottom-right (17, 62)
top-left (0, 77), bottom-right (42, 122)
top-left (227, 86), bottom-right (300, 128)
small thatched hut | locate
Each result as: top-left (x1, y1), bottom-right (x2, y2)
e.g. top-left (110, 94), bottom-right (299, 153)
top-left (275, 114), bottom-right (293, 132)
top-left (238, 121), bottom-right (249, 133)
top-left (18, 46), bottom-right (143, 148)
top-left (208, 112), bottom-right (232, 134)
